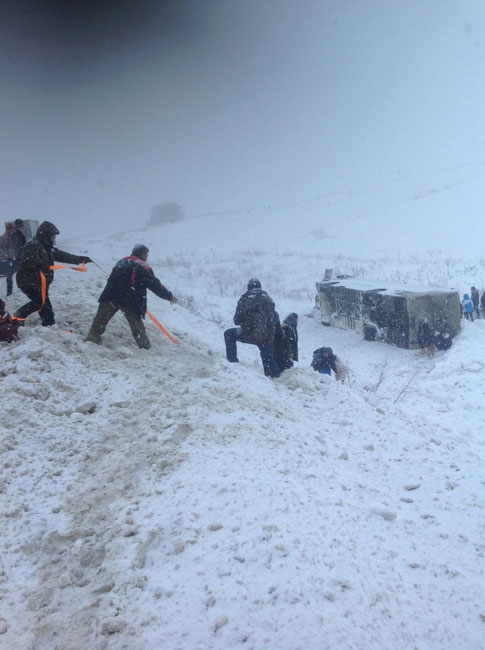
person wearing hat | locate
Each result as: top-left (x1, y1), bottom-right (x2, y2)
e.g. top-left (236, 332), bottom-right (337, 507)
top-left (14, 220), bottom-right (93, 325)
top-left (224, 278), bottom-right (280, 378)
top-left (85, 244), bottom-right (178, 349)
top-left (0, 219), bottom-right (26, 296)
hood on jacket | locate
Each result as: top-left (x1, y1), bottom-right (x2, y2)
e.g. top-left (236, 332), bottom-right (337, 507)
top-left (463, 293), bottom-right (470, 300)
top-left (37, 221), bottom-right (60, 240)
top-left (283, 312), bottom-right (298, 328)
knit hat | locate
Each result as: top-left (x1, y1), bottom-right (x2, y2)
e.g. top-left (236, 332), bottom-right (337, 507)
top-left (247, 278), bottom-right (261, 290)
top-left (14, 219), bottom-right (24, 227)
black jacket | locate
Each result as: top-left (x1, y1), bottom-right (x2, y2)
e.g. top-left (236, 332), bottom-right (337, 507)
top-left (275, 312), bottom-right (299, 370)
top-left (99, 255), bottom-right (173, 317)
top-left (16, 222), bottom-right (87, 290)
top-left (417, 321), bottom-right (434, 348)
top-left (233, 288), bottom-right (276, 345)
top-left (471, 289), bottom-right (480, 308)
top-left (10, 228), bottom-right (26, 261)
top-left (0, 228), bottom-right (25, 262)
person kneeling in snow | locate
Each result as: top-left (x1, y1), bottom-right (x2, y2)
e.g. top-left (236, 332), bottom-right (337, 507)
top-left (311, 346), bottom-right (347, 383)
top-left (85, 244), bottom-right (178, 349)
top-left (417, 318), bottom-right (435, 357)
top-left (0, 299), bottom-right (21, 342)
top-left (224, 278), bottom-right (280, 378)
top-left (433, 315), bottom-right (453, 351)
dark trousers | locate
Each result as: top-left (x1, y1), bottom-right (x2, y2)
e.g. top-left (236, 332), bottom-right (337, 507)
top-left (86, 301), bottom-right (151, 349)
top-left (15, 285), bottom-right (55, 325)
top-left (224, 327), bottom-right (280, 377)
top-left (3, 259), bottom-right (17, 296)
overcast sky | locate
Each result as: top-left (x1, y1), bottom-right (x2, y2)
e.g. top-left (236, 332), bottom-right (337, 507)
top-left (1, 0), bottom-right (484, 236)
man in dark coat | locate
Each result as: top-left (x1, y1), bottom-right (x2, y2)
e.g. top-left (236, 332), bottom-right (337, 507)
top-left (85, 244), bottom-right (177, 349)
top-left (417, 318), bottom-right (435, 357)
top-left (15, 221), bottom-right (92, 325)
top-left (11, 219), bottom-right (26, 259)
top-left (224, 278), bottom-right (280, 378)
top-left (470, 286), bottom-right (480, 319)
top-left (0, 219), bottom-right (26, 296)
top-left (434, 315), bottom-right (453, 351)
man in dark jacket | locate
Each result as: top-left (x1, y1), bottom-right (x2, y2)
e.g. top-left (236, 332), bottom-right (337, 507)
top-left (224, 278), bottom-right (280, 378)
top-left (433, 314), bottom-right (453, 351)
top-left (85, 244), bottom-right (177, 349)
top-left (15, 221), bottom-right (92, 325)
top-left (0, 219), bottom-right (26, 296)
top-left (470, 286), bottom-right (480, 319)
top-left (11, 219), bottom-right (26, 259)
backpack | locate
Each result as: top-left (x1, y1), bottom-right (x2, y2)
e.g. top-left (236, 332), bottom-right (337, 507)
top-left (0, 315), bottom-right (21, 343)
top-left (242, 291), bottom-right (275, 343)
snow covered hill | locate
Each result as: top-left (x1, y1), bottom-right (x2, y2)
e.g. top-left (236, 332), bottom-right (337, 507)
top-left (1, 202), bottom-right (484, 650)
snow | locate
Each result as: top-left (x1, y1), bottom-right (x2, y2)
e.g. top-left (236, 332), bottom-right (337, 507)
top-left (1, 188), bottom-right (484, 650)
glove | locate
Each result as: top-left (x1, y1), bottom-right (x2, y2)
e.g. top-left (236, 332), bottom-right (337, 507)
top-left (81, 257), bottom-right (93, 264)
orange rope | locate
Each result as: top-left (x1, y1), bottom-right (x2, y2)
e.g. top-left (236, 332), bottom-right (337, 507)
top-left (40, 270), bottom-right (47, 311)
top-left (147, 310), bottom-right (179, 344)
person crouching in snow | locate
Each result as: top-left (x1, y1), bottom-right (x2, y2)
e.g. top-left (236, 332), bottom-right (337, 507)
top-left (433, 315), bottom-right (453, 351)
top-left (311, 346), bottom-right (347, 383)
top-left (0, 298), bottom-right (22, 342)
top-left (417, 318), bottom-right (435, 357)
top-left (85, 244), bottom-right (178, 349)
top-left (275, 312), bottom-right (299, 373)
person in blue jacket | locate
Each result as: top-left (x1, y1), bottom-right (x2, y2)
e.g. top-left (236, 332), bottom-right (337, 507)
top-left (85, 244), bottom-right (177, 349)
top-left (461, 293), bottom-right (474, 322)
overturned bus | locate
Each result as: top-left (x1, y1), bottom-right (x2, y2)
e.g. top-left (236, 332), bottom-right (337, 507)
top-left (315, 273), bottom-right (461, 349)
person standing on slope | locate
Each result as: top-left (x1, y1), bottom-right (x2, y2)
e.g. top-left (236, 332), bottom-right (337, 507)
top-left (0, 219), bottom-right (26, 296)
top-left (15, 221), bottom-right (92, 326)
top-left (224, 278), bottom-right (280, 378)
top-left (461, 293), bottom-right (474, 322)
top-left (470, 286), bottom-right (480, 319)
top-left (85, 244), bottom-right (177, 349)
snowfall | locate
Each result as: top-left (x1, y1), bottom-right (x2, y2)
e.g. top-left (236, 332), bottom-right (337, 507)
top-left (1, 173), bottom-right (484, 650)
